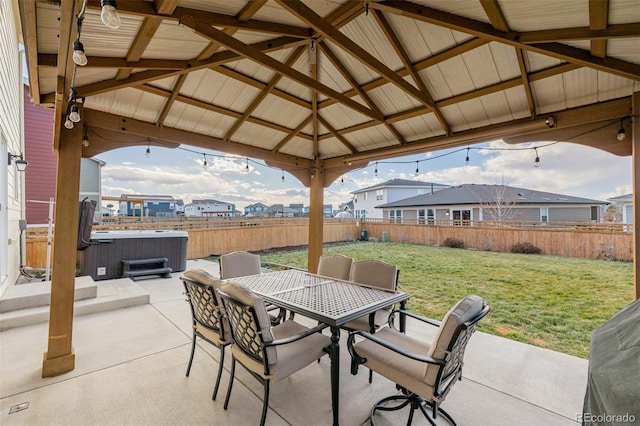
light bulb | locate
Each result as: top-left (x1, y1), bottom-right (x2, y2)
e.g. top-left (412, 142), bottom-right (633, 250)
top-left (203, 159), bottom-right (208, 169)
top-left (101, 0), bottom-right (121, 29)
top-left (82, 135), bottom-right (89, 147)
top-left (534, 156), bottom-right (540, 167)
top-left (617, 127), bottom-right (626, 141)
top-left (64, 117), bottom-right (74, 129)
top-left (69, 104), bottom-right (81, 122)
top-left (72, 40), bottom-right (88, 66)
top-left (145, 147), bottom-right (151, 158)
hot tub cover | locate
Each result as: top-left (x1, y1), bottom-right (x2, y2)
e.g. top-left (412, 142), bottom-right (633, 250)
top-left (582, 297), bottom-right (640, 425)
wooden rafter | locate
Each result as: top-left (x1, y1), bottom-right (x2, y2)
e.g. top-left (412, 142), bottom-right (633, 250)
top-left (318, 41), bottom-right (403, 145)
top-left (136, 84), bottom-right (314, 140)
top-left (277, 0), bottom-right (433, 106)
top-left (225, 45), bottom-right (306, 142)
top-left (19, 0), bottom-right (40, 104)
top-left (589, 0), bottom-right (609, 58)
top-left (311, 42), bottom-right (319, 158)
top-left (183, 19), bottom-right (382, 122)
top-left (68, 36), bottom-right (305, 99)
top-left (371, 1), bottom-right (640, 80)
top-left (155, 73), bottom-right (186, 125)
top-left (518, 23), bottom-right (637, 44)
top-left (480, 0), bottom-right (535, 117)
top-left (272, 115), bottom-right (313, 153)
top-left (317, 115), bottom-right (357, 154)
top-left (371, 8), bottom-right (451, 135)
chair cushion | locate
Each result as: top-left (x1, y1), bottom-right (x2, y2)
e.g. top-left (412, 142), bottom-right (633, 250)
top-left (184, 269), bottom-right (221, 290)
top-left (317, 254), bottom-right (353, 280)
top-left (354, 327), bottom-right (434, 400)
top-left (351, 260), bottom-right (397, 290)
top-left (425, 295), bottom-right (485, 385)
top-left (232, 320), bottom-right (330, 381)
top-left (341, 309), bottom-right (390, 332)
top-left (220, 251), bottom-right (261, 279)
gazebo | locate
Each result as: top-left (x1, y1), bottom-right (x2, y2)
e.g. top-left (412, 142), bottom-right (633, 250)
top-left (17, 0), bottom-right (639, 377)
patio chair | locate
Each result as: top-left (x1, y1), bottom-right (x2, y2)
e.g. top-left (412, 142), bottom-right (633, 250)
top-left (342, 259), bottom-right (399, 382)
top-left (219, 251), bottom-right (286, 324)
top-left (181, 269), bottom-right (232, 400)
top-left (347, 295), bottom-right (490, 425)
top-left (218, 281), bottom-right (331, 426)
top-left (317, 254), bottom-right (354, 280)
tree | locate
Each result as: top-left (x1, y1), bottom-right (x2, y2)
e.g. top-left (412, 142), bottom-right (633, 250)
top-left (477, 185), bottom-right (522, 222)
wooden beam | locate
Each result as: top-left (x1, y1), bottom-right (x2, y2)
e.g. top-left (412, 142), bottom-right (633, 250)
top-left (184, 19), bottom-right (382, 121)
top-left (115, 17), bottom-right (163, 80)
top-left (272, 115), bottom-right (313, 152)
top-left (224, 46), bottom-right (306, 141)
top-left (633, 90), bottom-right (640, 300)
top-left (371, 9), bottom-right (451, 135)
top-left (38, 54), bottom-right (188, 70)
top-left (155, 73), bottom-right (186, 125)
top-left (318, 115), bottom-right (356, 154)
top-left (516, 48), bottom-right (536, 117)
top-left (370, 1), bottom-right (640, 80)
top-left (480, 0), bottom-right (509, 32)
top-left (136, 84), bottom-right (314, 140)
top-left (84, 109), bottom-right (313, 167)
top-left (19, 0), bottom-right (41, 104)
top-left (307, 161), bottom-right (325, 273)
top-left (277, 0), bottom-right (433, 106)
top-left (518, 23), bottom-right (637, 43)
top-left (72, 36), bottom-right (304, 98)
top-left (589, 0), bottom-right (609, 58)
top-left (42, 110), bottom-right (83, 377)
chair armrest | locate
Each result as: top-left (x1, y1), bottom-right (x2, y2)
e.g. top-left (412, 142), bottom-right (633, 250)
top-left (265, 322), bottom-right (329, 347)
top-left (347, 330), bottom-right (444, 366)
top-left (389, 309), bottom-right (441, 330)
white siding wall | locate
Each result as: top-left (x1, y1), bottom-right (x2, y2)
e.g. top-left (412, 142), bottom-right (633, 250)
top-left (1, 0), bottom-right (24, 295)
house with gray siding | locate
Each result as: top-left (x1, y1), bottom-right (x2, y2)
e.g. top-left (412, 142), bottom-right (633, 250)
top-left (608, 193), bottom-right (632, 228)
top-left (376, 184), bottom-right (607, 224)
top-left (351, 179), bottom-right (450, 219)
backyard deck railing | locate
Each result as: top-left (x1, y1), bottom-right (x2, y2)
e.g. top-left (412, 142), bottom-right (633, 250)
top-left (23, 217), bottom-right (632, 268)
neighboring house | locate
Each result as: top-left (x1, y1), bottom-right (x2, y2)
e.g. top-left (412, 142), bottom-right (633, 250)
top-left (184, 199), bottom-right (240, 217)
top-left (268, 204), bottom-right (305, 217)
top-left (352, 179), bottom-right (449, 219)
top-left (608, 193), bottom-right (632, 225)
top-left (303, 204), bottom-right (333, 218)
top-left (376, 184), bottom-right (607, 224)
top-left (339, 200), bottom-right (354, 214)
top-left (23, 86), bottom-right (104, 225)
top-left (244, 202), bottom-right (269, 217)
top-left (1, 1), bottom-right (23, 293)
top-left (118, 194), bottom-right (184, 217)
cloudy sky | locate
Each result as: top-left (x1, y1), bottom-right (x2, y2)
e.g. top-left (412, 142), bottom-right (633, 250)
top-left (97, 138), bottom-right (631, 211)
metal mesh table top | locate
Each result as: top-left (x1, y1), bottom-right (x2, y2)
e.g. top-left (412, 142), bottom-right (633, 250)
top-left (223, 269), bottom-right (408, 325)
top-left (226, 269), bottom-right (331, 295)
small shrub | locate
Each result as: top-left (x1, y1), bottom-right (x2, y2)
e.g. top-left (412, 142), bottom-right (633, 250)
top-left (443, 237), bottom-right (465, 249)
top-left (510, 242), bottom-right (541, 254)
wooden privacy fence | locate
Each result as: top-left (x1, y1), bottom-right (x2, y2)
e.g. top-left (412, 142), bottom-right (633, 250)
top-left (24, 218), bottom-right (632, 268)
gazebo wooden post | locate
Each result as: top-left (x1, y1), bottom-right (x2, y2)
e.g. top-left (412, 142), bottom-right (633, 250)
top-left (42, 121), bottom-right (83, 377)
top-left (307, 167), bottom-right (325, 273)
top-left (633, 90), bottom-right (640, 300)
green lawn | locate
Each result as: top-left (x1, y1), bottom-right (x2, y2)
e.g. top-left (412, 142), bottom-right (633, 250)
top-left (259, 241), bottom-right (635, 358)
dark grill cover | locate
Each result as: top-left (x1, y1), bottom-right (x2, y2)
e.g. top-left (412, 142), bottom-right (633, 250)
top-left (582, 298), bottom-right (640, 425)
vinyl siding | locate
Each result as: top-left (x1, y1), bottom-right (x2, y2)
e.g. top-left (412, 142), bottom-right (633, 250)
top-left (549, 207), bottom-right (592, 222)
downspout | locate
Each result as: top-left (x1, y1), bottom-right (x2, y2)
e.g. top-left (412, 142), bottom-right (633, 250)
top-left (18, 47), bottom-right (26, 271)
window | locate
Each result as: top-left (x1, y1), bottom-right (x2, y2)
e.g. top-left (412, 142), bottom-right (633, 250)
top-left (354, 194), bottom-right (358, 203)
top-left (364, 192), bottom-right (368, 201)
top-left (389, 209), bottom-right (402, 223)
top-left (418, 209), bottom-right (425, 224)
top-left (376, 189), bottom-right (384, 201)
top-left (427, 208), bottom-right (435, 225)
top-left (452, 209), bottom-right (471, 226)
top-left (590, 206), bottom-right (598, 221)
top-left (540, 207), bottom-right (548, 222)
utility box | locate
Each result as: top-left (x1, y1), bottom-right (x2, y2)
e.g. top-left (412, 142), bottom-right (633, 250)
top-left (80, 230), bottom-right (188, 281)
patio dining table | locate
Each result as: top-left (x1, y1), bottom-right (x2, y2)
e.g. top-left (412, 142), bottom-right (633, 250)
top-left (222, 268), bottom-right (410, 426)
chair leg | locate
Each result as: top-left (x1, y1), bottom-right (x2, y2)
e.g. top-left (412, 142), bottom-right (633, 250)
top-left (186, 332), bottom-right (197, 377)
top-left (260, 380), bottom-right (270, 426)
top-left (223, 358), bottom-right (236, 410)
top-left (369, 368), bottom-right (373, 384)
top-left (212, 345), bottom-right (225, 400)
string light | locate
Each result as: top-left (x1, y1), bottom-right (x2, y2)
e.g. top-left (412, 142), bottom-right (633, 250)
top-left (374, 162), bottom-right (378, 177)
top-left (145, 141), bottom-right (151, 158)
top-left (64, 116), bottom-right (74, 129)
top-left (82, 127), bottom-right (89, 147)
top-left (465, 146), bottom-right (470, 166)
top-left (69, 103), bottom-right (81, 122)
top-left (281, 170), bottom-right (285, 182)
top-left (72, 40), bottom-right (87, 66)
top-left (202, 154), bottom-right (208, 169)
top-left (244, 158), bottom-right (250, 173)
top-left (534, 148), bottom-right (540, 168)
top-left (617, 120), bottom-right (626, 141)
top-left (415, 161), bottom-right (419, 176)
top-left (100, 0), bottom-right (121, 29)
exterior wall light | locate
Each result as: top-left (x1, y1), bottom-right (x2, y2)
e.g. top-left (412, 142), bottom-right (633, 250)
top-left (8, 153), bottom-right (28, 172)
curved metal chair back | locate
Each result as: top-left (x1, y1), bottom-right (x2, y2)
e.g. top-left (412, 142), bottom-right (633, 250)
top-left (351, 259), bottom-right (398, 291)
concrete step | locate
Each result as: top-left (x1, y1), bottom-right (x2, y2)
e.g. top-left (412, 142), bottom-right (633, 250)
top-left (0, 278), bottom-right (150, 331)
top-left (0, 276), bottom-right (97, 314)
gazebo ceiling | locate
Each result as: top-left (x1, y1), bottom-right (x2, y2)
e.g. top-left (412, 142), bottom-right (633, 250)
top-left (20, 0), bottom-right (640, 179)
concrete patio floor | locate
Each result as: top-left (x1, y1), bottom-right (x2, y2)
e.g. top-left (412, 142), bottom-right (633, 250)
top-left (0, 259), bottom-right (587, 425)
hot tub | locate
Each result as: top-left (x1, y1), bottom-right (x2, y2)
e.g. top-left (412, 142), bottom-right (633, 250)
top-left (80, 230), bottom-right (188, 280)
